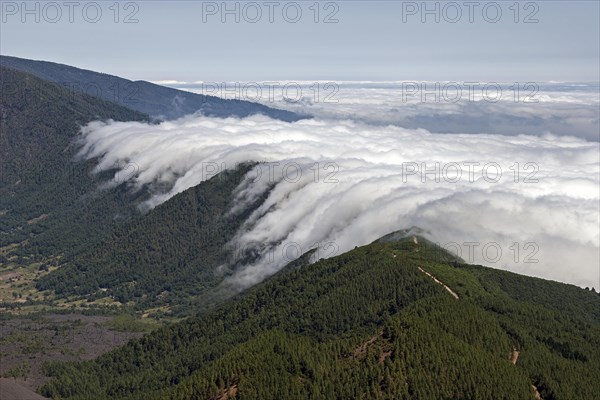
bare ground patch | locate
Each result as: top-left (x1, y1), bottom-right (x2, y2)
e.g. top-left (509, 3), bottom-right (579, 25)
top-left (0, 314), bottom-right (143, 393)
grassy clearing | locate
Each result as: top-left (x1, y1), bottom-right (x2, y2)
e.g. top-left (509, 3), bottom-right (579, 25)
top-left (104, 314), bottom-right (160, 333)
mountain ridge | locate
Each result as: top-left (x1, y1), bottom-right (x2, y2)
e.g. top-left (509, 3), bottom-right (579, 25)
top-left (0, 66), bottom-right (151, 258)
top-left (39, 234), bottom-right (600, 400)
top-left (0, 55), bottom-right (309, 122)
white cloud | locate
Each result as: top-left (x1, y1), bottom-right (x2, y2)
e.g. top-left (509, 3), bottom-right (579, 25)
top-left (177, 81), bottom-right (600, 141)
top-left (77, 99), bottom-right (600, 292)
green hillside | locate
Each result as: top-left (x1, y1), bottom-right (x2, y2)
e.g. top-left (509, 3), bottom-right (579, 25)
top-left (39, 236), bottom-right (600, 399)
top-left (35, 164), bottom-right (264, 314)
top-left (0, 66), bottom-right (151, 262)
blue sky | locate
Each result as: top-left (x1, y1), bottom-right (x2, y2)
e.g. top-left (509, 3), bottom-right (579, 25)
top-left (1, 1), bottom-right (599, 82)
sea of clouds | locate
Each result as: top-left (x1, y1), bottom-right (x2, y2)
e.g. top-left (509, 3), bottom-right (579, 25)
top-left (175, 81), bottom-right (600, 141)
top-left (78, 83), bottom-right (600, 291)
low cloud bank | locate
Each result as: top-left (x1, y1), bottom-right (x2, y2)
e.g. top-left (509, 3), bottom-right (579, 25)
top-left (78, 112), bottom-right (600, 291)
top-left (176, 81), bottom-right (600, 141)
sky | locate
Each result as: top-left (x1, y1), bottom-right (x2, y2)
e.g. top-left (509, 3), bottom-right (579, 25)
top-left (1, 1), bottom-right (599, 82)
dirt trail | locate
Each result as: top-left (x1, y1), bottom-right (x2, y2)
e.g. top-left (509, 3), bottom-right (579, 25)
top-left (379, 350), bottom-right (393, 364)
top-left (354, 330), bottom-right (389, 356)
top-left (354, 333), bottom-right (381, 357)
top-left (509, 349), bottom-right (543, 399)
top-left (510, 348), bottom-right (520, 365)
top-left (418, 267), bottom-right (459, 300)
top-left (213, 384), bottom-right (238, 400)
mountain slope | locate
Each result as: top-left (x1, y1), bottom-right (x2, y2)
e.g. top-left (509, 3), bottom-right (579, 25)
top-left (0, 66), bottom-right (148, 188)
top-left (0, 66), bottom-right (152, 262)
top-left (35, 164), bottom-right (265, 314)
top-left (39, 236), bottom-right (600, 399)
top-left (0, 55), bottom-right (307, 121)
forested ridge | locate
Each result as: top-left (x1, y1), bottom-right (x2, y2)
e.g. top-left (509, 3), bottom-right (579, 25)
top-left (0, 55), bottom-right (307, 122)
top-left (0, 66), bottom-right (149, 263)
top-left (40, 236), bottom-right (600, 399)
top-left (35, 164), bottom-right (264, 313)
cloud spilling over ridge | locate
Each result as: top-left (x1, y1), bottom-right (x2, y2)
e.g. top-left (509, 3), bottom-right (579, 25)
top-left (78, 114), bottom-right (600, 291)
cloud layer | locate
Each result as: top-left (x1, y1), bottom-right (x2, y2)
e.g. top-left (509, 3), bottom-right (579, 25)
top-left (78, 110), bottom-right (600, 291)
top-left (176, 81), bottom-right (600, 141)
